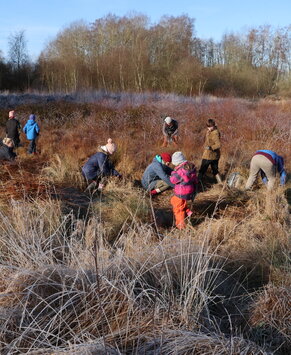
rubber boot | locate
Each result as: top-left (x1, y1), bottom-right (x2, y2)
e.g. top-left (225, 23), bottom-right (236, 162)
top-left (215, 174), bottom-right (223, 184)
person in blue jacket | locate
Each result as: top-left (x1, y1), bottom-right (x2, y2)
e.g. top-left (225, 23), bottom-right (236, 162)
top-left (245, 149), bottom-right (287, 190)
top-left (82, 138), bottom-right (121, 192)
top-left (23, 114), bottom-right (40, 154)
top-left (141, 153), bottom-right (174, 195)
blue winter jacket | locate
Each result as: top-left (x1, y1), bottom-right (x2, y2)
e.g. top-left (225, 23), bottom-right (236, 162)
top-left (82, 150), bottom-right (120, 180)
top-left (23, 119), bottom-right (40, 140)
top-left (141, 156), bottom-right (174, 190)
top-left (256, 150), bottom-right (287, 185)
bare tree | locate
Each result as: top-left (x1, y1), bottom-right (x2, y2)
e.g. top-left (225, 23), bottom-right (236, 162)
top-left (8, 30), bottom-right (29, 70)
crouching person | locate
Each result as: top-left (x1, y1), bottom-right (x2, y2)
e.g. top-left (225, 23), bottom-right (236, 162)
top-left (245, 149), bottom-right (287, 191)
top-left (0, 138), bottom-right (17, 161)
top-left (82, 138), bottom-right (121, 192)
top-left (170, 151), bottom-right (198, 229)
top-left (142, 153), bottom-right (174, 195)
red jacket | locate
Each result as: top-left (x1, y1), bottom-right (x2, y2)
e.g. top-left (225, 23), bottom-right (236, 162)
top-left (170, 161), bottom-right (198, 200)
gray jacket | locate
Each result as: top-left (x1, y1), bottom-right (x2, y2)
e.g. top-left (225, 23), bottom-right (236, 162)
top-left (142, 156), bottom-right (174, 190)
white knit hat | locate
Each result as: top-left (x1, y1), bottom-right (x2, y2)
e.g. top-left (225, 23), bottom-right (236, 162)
top-left (165, 116), bottom-right (172, 124)
top-left (172, 151), bottom-right (187, 166)
top-left (101, 138), bottom-right (117, 154)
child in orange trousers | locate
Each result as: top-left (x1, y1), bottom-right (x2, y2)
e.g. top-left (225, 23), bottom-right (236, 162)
top-left (170, 152), bottom-right (198, 229)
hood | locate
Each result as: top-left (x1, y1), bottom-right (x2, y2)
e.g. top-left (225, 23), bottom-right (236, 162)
top-left (26, 119), bottom-right (37, 126)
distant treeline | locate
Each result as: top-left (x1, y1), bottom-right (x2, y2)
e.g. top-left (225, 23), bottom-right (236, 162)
top-left (1, 15), bottom-right (291, 97)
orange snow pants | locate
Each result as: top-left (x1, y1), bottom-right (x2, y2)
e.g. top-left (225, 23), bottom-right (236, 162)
top-left (171, 195), bottom-right (187, 229)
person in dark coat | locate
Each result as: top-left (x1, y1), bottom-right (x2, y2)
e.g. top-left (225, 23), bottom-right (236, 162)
top-left (6, 111), bottom-right (21, 147)
top-left (162, 116), bottom-right (179, 147)
top-left (82, 138), bottom-right (121, 192)
top-left (0, 138), bottom-right (17, 161)
top-left (23, 114), bottom-right (40, 154)
top-left (141, 153), bottom-right (174, 195)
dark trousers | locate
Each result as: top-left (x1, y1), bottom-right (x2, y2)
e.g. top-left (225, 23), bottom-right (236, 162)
top-left (28, 139), bottom-right (36, 154)
top-left (199, 159), bottom-right (219, 176)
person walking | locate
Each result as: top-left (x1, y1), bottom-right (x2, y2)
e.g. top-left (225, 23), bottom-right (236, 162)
top-left (198, 119), bottom-right (222, 184)
top-left (170, 151), bottom-right (198, 229)
top-left (162, 116), bottom-right (179, 147)
top-left (141, 153), bottom-right (174, 195)
top-left (0, 138), bottom-right (17, 161)
top-left (82, 138), bottom-right (121, 192)
top-left (23, 114), bottom-right (40, 154)
top-left (245, 150), bottom-right (287, 190)
top-left (6, 110), bottom-right (21, 147)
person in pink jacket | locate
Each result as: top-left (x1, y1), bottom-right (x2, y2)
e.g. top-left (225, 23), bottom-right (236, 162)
top-left (170, 151), bottom-right (198, 229)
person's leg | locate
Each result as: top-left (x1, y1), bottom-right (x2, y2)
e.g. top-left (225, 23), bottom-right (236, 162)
top-left (28, 140), bottom-right (34, 154)
top-left (259, 158), bottom-right (276, 190)
top-left (210, 160), bottom-right (219, 176)
top-left (245, 155), bottom-right (263, 190)
top-left (171, 195), bottom-right (187, 229)
top-left (199, 159), bottom-right (211, 178)
top-left (162, 136), bottom-right (168, 147)
top-left (31, 139), bottom-right (36, 153)
top-left (172, 135), bottom-right (178, 146)
top-left (151, 180), bottom-right (171, 195)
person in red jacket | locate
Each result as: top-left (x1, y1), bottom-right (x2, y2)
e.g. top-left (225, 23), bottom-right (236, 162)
top-left (170, 151), bottom-right (198, 229)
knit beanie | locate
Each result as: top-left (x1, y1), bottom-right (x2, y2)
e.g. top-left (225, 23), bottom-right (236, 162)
top-left (105, 138), bottom-right (117, 154)
top-left (9, 111), bottom-right (15, 119)
top-left (165, 116), bottom-right (172, 124)
top-left (160, 152), bottom-right (172, 163)
top-left (29, 114), bottom-right (36, 120)
top-left (172, 151), bottom-right (187, 166)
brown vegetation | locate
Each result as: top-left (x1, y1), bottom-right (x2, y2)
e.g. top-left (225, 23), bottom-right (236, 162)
top-left (0, 96), bottom-right (290, 354)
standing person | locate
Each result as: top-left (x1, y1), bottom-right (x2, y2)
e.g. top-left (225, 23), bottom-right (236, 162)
top-left (23, 114), bottom-right (40, 154)
top-left (6, 110), bottom-right (21, 147)
top-left (245, 150), bottom-right (287, 190)
top-left (170, 151), bottom-right (198, 229)
top-left (82, 138), bottom-right (121, 192)
top-left (142, 153), bottom-right (174, 195)
top-left (162, 116), bottom-right (179, 147)
top-left (0, 138), bottom-right (17, 161)
top-left (198, 119), bottom-right (222, 184)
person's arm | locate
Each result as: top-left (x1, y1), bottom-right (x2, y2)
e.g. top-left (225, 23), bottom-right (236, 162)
top-left (170, 171), bottom-right (183, 185)
top-left (99, 155), bottom-right (121, 177)
top-left (209, 130), bottom-right (221, 151)
top-left (156, 164), bottom-right (174, 187)
top-left (277, 156), bottom-right (287, 185)
top-left (35, 123), bottom-right (40, 135)
top-left (23, 124), bottom-right (27, 134)
top-left (162, 122), bottom-right (168, 136)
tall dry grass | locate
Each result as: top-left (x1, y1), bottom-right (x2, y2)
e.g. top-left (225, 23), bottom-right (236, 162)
top-left (0, 96), bottom-right (290, 354)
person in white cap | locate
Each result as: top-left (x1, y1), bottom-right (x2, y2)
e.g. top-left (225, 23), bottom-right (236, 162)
top-left (162, 116), bottom-right (178, 147)
top-left (82, 138), bottom-right (121, 192)
top-left (170, 151), bottom-right (198, 229)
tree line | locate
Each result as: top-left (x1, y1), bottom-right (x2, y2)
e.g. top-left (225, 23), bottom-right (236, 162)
top-left (1, 15), bottom-right (291, 97)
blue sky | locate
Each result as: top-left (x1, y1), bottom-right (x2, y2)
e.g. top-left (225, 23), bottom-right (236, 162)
top-left (0, 0), bottom-right (290, 60)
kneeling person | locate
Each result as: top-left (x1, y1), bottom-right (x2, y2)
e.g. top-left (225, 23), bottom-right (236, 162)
top-left (142, 153), bottom-right (174, 195)
top-left (82, 138), bottom-right (121, 192)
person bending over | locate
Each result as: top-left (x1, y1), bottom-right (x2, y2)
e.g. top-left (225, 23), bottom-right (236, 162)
top-left (245, 149), bottom-right (287, 190)
top-left (82, 138), bottom-right (121, 192)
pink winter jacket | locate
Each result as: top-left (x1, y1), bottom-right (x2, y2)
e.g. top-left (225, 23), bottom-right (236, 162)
top-left (170, 161), bottom-right (198, 200)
